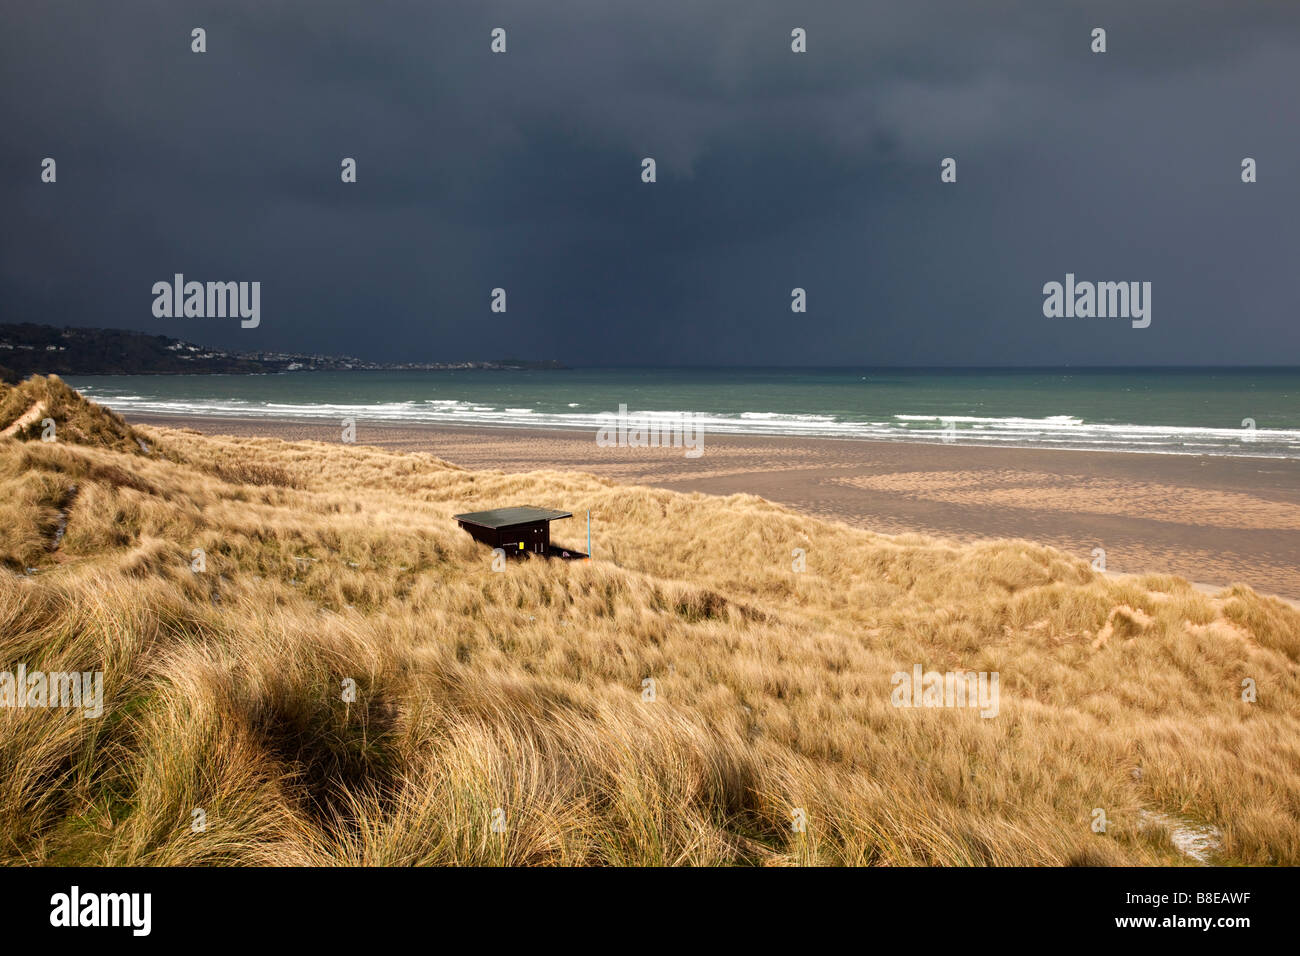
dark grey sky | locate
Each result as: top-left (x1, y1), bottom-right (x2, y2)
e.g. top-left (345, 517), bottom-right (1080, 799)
top-left (2, 1), bottom-right (1297, 365)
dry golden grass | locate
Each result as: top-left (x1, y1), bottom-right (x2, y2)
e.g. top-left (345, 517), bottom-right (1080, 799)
top-left (1, 380), bottom-right (1297, 866)
top-left (0, 375), bottom-right (146, 453)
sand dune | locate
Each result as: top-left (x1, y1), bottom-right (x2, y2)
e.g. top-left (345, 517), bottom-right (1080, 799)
top-left (127, 414), bottom-right (1300, 600)
top-left (1, 382), bottom-right (1297, 866)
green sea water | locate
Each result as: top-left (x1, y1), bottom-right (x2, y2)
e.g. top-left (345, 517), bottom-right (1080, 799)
top-left (67, 367), bottom-right (1300, 458)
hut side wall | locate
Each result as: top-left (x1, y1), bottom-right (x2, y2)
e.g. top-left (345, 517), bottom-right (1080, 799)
top-left (459, 520), bottom-right (549, 554)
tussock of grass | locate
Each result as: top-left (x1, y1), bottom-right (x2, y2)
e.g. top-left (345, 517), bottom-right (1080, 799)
top-left (1, 390), bottom-right (1298, 865)
top-left (0, 375), bottom-right (147, 453)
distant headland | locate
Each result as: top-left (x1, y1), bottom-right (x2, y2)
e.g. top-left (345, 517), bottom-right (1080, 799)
top-left (0, 323), bottom-right (567, 381)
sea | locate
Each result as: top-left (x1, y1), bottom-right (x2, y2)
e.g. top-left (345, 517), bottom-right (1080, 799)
top-left (66, 367), bottom-right (1300, 459)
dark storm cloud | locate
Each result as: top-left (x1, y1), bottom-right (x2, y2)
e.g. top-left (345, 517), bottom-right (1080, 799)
top-left (2, 1), bottom-right (1297, 364)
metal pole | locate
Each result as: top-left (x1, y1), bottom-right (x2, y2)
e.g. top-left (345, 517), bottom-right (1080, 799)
top-left (587, 510), bottom-right (591, 558)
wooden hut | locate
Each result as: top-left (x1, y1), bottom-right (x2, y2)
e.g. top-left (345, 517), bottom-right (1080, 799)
top-left (454, 506), bottom-right (573, 556)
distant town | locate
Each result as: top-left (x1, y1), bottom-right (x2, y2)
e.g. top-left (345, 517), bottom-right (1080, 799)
top-left (0, 323), bottom-right (567, 381)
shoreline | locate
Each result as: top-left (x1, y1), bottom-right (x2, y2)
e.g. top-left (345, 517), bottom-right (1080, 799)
top-left (127, 411), bottom-right (1300, 601)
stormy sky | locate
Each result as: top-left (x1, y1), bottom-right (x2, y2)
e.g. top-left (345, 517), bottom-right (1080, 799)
top-left (2, 1), bottom-right (1298, 366)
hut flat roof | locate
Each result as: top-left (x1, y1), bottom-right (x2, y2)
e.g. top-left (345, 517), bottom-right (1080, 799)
top-left (453, 506), bottom-right (573, 529)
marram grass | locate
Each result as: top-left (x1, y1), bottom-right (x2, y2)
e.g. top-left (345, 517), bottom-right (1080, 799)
top-left (1, 377), bottom-right (1297, 866)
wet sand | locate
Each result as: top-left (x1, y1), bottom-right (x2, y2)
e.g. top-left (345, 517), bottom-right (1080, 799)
top-left (129, 413), bottom-right (1300, 601)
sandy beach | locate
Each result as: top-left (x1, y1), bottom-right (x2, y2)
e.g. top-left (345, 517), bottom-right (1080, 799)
top-left (129, 413), bottom-right (1300, 601)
